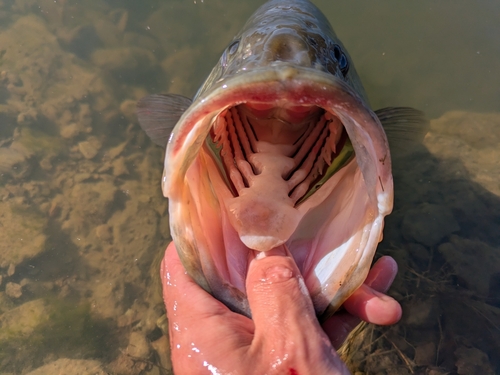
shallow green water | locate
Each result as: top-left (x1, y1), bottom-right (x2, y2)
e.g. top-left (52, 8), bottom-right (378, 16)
top-left (0, 1), bottom-right (498, 374)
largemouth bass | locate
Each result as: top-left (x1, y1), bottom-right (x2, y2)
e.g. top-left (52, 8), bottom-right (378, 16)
top-left (138, 0), bottom-right (424, 320)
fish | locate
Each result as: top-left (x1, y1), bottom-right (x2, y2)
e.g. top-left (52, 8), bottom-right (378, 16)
top-left (137, 0), bottom-right (426, 320)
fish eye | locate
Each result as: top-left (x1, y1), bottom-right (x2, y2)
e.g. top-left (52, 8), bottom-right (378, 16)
top-left (228, 39), bottom-right (240, 55)
top-left (221, 40), bottom-right (240, 68)
top-left (339, 53), bottom-right (349, 75)
top-left (332, 44), bottom-right (349, 76)
top-left (333, 45), bottom-right (341, 60)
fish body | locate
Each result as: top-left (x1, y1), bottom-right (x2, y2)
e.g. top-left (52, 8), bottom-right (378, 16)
top-left (138, 0), bottom-right (423, 319)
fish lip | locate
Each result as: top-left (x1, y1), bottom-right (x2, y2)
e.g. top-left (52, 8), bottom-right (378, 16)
top-left (164, 64), bottom-right (392, 214)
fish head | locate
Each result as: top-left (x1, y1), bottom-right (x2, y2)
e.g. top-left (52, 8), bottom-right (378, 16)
top-left (153, 0), bottom-right (393, 319)
top-left (199, 0), bottom-right (367, 100)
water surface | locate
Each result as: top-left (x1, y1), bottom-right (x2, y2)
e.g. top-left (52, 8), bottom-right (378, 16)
top-left (0, 1), bottom-right (498, 374)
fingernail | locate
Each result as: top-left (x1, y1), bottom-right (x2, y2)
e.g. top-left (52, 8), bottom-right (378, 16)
top-left (371, 288), bottom-right (393, 302)
top-left (264, 265), bottom-right (293, 283)
top-left (367, 256), bottom-right (398, 292)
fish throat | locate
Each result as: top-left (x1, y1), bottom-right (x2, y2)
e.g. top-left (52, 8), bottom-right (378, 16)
top-left (202, 103), bottom-right (354, 252)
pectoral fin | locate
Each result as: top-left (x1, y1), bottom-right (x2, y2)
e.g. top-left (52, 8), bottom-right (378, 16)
top-left (376, 107), bottom-right (429, 156)
top-left (136, 94), bottom-right (193, 147)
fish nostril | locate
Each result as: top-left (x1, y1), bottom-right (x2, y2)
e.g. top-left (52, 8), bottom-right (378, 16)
top-left (266, 34), bottom-right (311, 66)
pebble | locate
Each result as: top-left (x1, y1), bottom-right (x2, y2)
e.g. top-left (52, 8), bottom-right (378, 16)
top-left (78, 136), bottom-right (102, 159)
top-left (438, 236), bottom-right (499, 296)
top-left (26, 358), bottom-right (107, 375)
top-left (7, 263), bottom-right (15, 276)
top-left (414, 342), bottom-right (437, 366)
top-left (60, 122), bottom-right (81, 139)
top-left (5, 282), bottom-right (22, 298)
top-left (119, 99), bottom-right (137, 122)
top-left (454, 347), bottom-right (495, 375)
top-left (151, 335), bottom-right (172, 373)
top-left (112, 157), bottom-right (128, 177)
top-left (95, 224), bottom-right (113, 242)
top-left (402, 297), bottom-right (438, 328)
top-left (126, 331), bottom-right (151, 358)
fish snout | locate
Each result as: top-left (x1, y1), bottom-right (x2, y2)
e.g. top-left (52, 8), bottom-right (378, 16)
top-left (263, 31), bottom-right (312, 67)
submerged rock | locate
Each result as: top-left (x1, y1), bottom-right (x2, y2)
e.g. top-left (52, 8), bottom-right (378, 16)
top-left (25, 358), bottom-right (107, 375)
top-left (425, 111), bottom-right (500, 197)
top-left (5, 282), bottom-right (22, 298)
top-left (0, 299), bottom-right (50, 341)
top-left (401, 203), bottom-right (460, 247)
top-left (0, 201), bottom-right (47, 267)
top-left (91, 47), bottom-right (158, 79)
top-left (438, 235), bottom-right (500, 296)
top-left (454, 347), bottom-right (495, 375)
top-left (0, 141), bottom-right (33, 180)
top-left (78, 136), bottom-right (102, 160)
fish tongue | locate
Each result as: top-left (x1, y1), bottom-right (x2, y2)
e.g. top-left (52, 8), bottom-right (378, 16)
top-left (226, 166), bottom-right (303, 251)
top-left (225, 147), bottom-right (303, 251)
top-left (227, 189), bottom-right (301, 251)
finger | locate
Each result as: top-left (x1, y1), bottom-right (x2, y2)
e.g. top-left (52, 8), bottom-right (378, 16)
top-left (162, 243), bottom-right (256, 374)
top-left (363, 256), bottom-right (399, 292)
top-left (161, 242), bottom-right (227, 322)
top-left (245, 245), bottom-right (319, 336)
top-left (246, 245), bottom-right (349, 373)
top-left (343, 256), bottom-right (402, 325)
top-left (323, 312), bottom-right (361, 350)
top-left (322, 256), bottom-right (402, 347)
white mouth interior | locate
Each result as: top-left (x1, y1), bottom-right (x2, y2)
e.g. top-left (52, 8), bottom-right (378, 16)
top-left (183, 101), bottom-right (380, 314)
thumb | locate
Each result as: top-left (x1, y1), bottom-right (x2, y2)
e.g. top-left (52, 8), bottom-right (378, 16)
top-left (245, 245), bottom-right (319, 337)
top-left (245, 246), bottom-right (349, 374)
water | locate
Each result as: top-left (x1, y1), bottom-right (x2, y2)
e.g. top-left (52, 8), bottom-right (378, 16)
top-left (0, 1), bottom-right (498, 374)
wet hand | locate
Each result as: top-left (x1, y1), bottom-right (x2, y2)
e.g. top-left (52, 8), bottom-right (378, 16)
top-left (161, 243), bottom-right (401, 375)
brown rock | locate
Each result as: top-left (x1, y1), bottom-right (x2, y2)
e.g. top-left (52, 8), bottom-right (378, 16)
top-left (112, 157), bottom-right (129, 177)
top-left (5, 282), bottom-right (22, 298)
top-left (151, 335), bottom-right (172, 373)
top-left (0, 201), bottom-right (47, 268)
top-left (60, 123), bottom-right (82, 139)
top-left (7, 263), bottom-right (15, 276)
top-left (402, 297), bottom-right (439, 328)
top-left (438, 236), bottom-right (500, 296)
top-left (401, 203), bottom-right (460, 247)
top-left (0, 299), bottom-right (50, 340)
top-left (120, 99), bottom-right (137, 122)
top-left (414, 342), bottom-right (437, 366)
top-left (78, 136), bottom-right (102, 159)
top-left (127, 331), bottom-right (151, 359)
top-left (95, 224), bottom-right (113, 242)
top-left (455, 347), bottom-right (494, 375)
top-left (26, 358), bottom-right (107, 375)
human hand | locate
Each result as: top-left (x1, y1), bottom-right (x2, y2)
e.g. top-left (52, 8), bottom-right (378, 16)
top-left (161, 243), bottom-right (401, 375)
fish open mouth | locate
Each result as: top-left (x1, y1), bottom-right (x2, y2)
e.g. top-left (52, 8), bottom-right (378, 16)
top-left (202, 102), bottom-right (356, 251)
top-left (164, 66), bottom-right (393, 317)
top-left (206, 103), bottom-right (354, 206)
